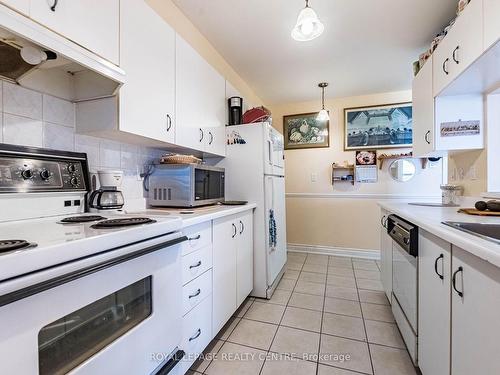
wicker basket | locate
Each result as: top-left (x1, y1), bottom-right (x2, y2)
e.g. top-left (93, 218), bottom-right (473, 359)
top-left (160, 153), bottom-right (202, 164)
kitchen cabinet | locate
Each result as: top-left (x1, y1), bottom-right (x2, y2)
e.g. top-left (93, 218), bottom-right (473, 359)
top-left (432, 0), bottom-right (483, 97)
top-left (418, 230), bottom-right (451, 375)
top-left (119, 0), bottom-right (176, 144)
top-left (412, 56), bottom-right (435, 157)
top-left (212, 211), bottom-right (254, 334)
top-left (450, 245), bottom-right (500, 375)
top-left (175, 34), bottom-right (226, 156)
top-left (1, 0), bottom-right (29, 15)
top-left (30, 0), bottom-right (119, 65)
top-left (379, 209), bottom-right (392, 301)
top-left (236, 211), bottom-right (254, 306)
top-left (484, 0), bottom-right (500, 51)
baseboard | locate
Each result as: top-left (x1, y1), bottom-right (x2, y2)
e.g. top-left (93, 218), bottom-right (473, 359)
top-left (287, 243), bottom-right (380, 260)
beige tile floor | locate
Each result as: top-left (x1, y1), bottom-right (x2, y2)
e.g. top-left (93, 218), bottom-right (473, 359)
top-left (188, 252), bottom-right (418, 375)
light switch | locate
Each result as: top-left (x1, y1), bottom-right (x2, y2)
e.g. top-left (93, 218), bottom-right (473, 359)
top-left (311, 172), bottom-right (318, 182)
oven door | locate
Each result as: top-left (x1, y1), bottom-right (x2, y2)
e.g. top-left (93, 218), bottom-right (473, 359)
top-left (0, 232), bottom-right (186, 375)
top-left (392, 241), bottom-right (418, 332)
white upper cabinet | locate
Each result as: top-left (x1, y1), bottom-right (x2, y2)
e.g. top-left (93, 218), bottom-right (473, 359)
top-left (176, 34), bottom-right (226, 156)
top-left (412, 56), bottom-right (436, 157)
top-left (30, 0), bottom-right (119, 65)
top-left (484, 0), bottom-right (500, 51)
top-left (1, 0), bottom-right (29, 15)
top-left (119, 0), bottom-right (175, 144)
top-left (432, 0), bottom-right (483, 96)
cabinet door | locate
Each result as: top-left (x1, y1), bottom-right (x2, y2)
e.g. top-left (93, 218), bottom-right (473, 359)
top-left (212, 216), bottom-right (237, 334)
top-left (451, 246), bottom-right (500, 375)
top-left (236, 211), bottom-right (254, 306)
top-left (30, 0), bottom-right (119, 65)
top-left (119, 0), bottom-right (175, 144)
top-left (484, 0), bottom-right (500, 51)
top-left (204, 126), bottom-right (226, 157)
top-left (379, 209), bottom-right (392, 301)
top-left (1, 0), bottom-right (29, 15)
top-left (176, 35), bottom-right (226, 151)
top-left (418, 230), bottom-right (451, 375)
top-left (412, 57), bottom-right (435, 157)
top-left (432, 32), bottom-right (454, 97)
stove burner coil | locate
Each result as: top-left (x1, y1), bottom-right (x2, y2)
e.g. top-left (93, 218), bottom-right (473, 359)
top-left (90, 217), bottom-right (156, 229)
top-left (0, 240), bottom-right (37, 253)
top-left (60, 215), bottom-right (107, 223)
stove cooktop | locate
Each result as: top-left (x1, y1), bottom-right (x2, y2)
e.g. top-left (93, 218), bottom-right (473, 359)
top-left (0, 240), bottom-right (37, 254)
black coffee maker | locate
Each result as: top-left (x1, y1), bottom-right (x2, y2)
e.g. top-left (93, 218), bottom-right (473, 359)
top-left (228, 96), bottom-right (243, 125)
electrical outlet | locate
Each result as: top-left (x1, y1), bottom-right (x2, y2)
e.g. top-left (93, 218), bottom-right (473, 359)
top-left (311, 172), bottom-right (318, 183)
top-left (469, 166), bottom-right (478, 180)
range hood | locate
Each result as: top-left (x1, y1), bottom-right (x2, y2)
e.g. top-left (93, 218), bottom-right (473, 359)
top-left (0, 8), bottom-right (125, 102)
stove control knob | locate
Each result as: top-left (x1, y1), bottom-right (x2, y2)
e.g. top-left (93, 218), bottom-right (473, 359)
top-left (21, 169), bottom-right (33, 180)
top-left (70, 177), bottom-right (79, 187)
top-left (67, 164), bottom-right (77, 174)
top-left (40, 169), bottom-right (51, 180)
top-left (403, 237), bottom-right (410, 245)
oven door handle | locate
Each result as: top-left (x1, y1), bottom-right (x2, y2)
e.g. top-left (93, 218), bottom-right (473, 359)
top-left (0, 235), bottom-right (188, 308)
top-left (154, 349), bottom-right (185, 375)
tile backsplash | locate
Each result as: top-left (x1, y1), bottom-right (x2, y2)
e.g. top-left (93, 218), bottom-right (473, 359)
top-left (0, 80), bottom-right (167, 210)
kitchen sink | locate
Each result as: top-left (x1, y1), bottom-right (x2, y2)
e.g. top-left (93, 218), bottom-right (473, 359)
top-left (442, 222), bottom-right (500, 244)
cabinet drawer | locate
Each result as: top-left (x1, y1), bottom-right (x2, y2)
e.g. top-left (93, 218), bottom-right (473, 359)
top-left (179, 296), bottom-right (213, 373)
top-left (182, 244), bottom-right (213, 285)
top-left (182, 269), bottom-right (212, 316)
top-left (182, 222), bottom-right (212, 256)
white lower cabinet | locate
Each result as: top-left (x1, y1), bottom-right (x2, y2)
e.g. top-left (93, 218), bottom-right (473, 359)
top-left (181, 244), bottom-right (212, 286)
top-left (380, 209), bottom-right (392, 301)
top-left (182, 269), bottom-right (212, 316)
top-left (450, 246), bottom-right (500, 375)
top-left (179, 296), bottom-right (213, 374)
top-left (212, 211), bottom-right (254, 334)
top-left (418, 230), bottom-right (451, 375)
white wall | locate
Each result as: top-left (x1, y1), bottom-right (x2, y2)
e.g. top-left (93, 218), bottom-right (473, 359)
top-left (0, 80), bottom-right (165, 210)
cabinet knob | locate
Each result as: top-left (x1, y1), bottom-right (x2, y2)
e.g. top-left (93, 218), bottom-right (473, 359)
top-left (166, 114), bottom-right (172, 131)
top-left (425, 130), bottom-right (431, 145)
top-left (452, 46), bottom-right (460, 64)
top-left (189, 288), bottom-right (201, 299)
top-left (452, 266), bottom-right (464, 298)
top-left (199, 129), bottom-right (204, 142)
top-left (232, 223), bottom-right (237, 238)
top-left (208, 131), bottom-right (214, 145)
top-left (434, 254), bottom-right (444, 280)
top-left (442, 58), bottom-right (450, 75)
top-left (239, 220), bottom-right (244, 234)
top-left (50, 0), bottom-right (58, 11)
top-left (189, 328), bottom-right (202, 342)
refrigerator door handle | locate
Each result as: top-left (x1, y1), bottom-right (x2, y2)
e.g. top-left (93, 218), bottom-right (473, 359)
top-left (267, 140), bottom-right (273, 166)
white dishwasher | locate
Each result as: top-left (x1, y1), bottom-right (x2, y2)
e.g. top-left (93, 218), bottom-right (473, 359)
top-left (387, 214), bottom-right (418, 366)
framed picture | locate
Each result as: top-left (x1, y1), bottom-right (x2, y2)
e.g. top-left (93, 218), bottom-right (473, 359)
top-left (355, 150), bottom-right (377, 165)
top-left (283, 112), bottom-right (329, 150)
top-left (344, 102), bottom-right (412, 150)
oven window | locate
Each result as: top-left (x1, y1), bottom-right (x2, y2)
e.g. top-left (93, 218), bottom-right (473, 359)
top-left (38, 277), bottom-right (152, 375)
top-left (194, 169), bottom-right (224, 200)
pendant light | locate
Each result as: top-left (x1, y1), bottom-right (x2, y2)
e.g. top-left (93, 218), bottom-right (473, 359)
top-left (291, 0), bottom-right (324, 42)
top-left (317, 82), bottom-right (330, 121)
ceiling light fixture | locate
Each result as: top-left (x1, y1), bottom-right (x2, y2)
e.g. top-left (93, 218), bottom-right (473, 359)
top-left (317, 82), bottom-right (330, 121)
top-left (291, 0), bottom-right (324, 42)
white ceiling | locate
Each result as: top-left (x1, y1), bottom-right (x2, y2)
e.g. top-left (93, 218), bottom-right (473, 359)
top-left (173, 0), bottom-right (457, 104)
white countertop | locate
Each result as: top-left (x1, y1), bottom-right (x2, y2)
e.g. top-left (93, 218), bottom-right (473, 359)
top-left (378, 199), bottom-right (500, 268)
top-left (127, 203), bottom-right (257, 227)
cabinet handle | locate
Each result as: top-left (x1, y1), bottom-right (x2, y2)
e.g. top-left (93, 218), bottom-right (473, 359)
top-left (50, 0), bottom-right (58, 11)
top-left (199, 129), bottom-right (204, 142)
top-left (425, 130), bottom-right (431, 144)
top-left (208, 131), bottom-right (214, 145)
top-left (189, 328), bottom-right (202, 342)
top-left (189, 288), bottom-right (201, 298)
top-left (166, 114), bottom-right (172, 131)
top-left (442, 58), bottom-right (449, 75)
top-left (452, 46), bottom-right (460, 64)
top-left (239, 220), bottom-right (244, 234)
top-left (434, 254), bottom-right (444, 280)
top-left (452, 266), bottom-right (464, 297)
top-left (232, 223), bottom-right (237, 238)
top-left (189, 261), bottom-right (202, 269)
top-left (188, 234), bottom-right (201, 241)
top-left (380, 215), bottom-right (386, 228)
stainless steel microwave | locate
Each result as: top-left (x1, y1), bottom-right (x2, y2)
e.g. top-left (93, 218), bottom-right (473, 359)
top-left (147, 164), bottom-right (225, 207)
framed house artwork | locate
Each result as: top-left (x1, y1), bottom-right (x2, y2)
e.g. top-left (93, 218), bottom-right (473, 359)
top-left (344, 103), bottom-right (413, 150)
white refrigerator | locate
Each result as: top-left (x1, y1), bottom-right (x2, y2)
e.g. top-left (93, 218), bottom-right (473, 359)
top-left (219, 122), bottom-right (287, 299)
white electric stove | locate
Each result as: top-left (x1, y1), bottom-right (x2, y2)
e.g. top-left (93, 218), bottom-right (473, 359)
top-left (0, 143), bottom-right (186, 375)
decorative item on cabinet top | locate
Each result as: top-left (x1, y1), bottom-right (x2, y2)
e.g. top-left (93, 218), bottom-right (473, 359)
top-left (344, 102), bottom-right (413, 151)
top-left (160, 153), bottom-right (202, 165)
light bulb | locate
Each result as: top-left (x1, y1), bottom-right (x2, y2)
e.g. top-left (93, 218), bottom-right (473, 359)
top-left (301, 20), bottom-right (314, 36)
top-left (317, 109), bottom-right (330, 122)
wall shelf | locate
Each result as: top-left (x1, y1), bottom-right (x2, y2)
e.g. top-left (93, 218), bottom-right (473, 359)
top-left (377, 153), bottom-right (428, 170)
top-left (332, 164), bottom-right (355, 186)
